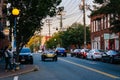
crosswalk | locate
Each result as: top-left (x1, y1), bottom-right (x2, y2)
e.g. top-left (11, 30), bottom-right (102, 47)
top-left (13, 76), bottom-right (18, 80)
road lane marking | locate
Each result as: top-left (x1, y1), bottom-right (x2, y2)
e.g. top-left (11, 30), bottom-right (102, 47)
top-left (59, 58), bottom-right (120, 79)
top-left (14, 76), bottom-right (18, 80)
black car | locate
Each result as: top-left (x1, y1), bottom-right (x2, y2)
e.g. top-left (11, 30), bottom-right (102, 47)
top-left (55, 47), bottom-right (67, 57)
top-left (71, 49), bottom-right (81, 57)
top-left (19, 47), bottom-right (33, 64)
top-left (101, 50), bottom-right (120, 63)
top-left (41, 50), bottom-right (57, 61)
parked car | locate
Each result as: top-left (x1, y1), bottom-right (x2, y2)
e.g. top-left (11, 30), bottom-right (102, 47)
top-left (101, 50), bottom-right (120, 63)
top-left (19, 47), bottom-right (33, 64)
top-left (80, 49), bottom-right (90, 58)
top-left (55, 47), bottom-right (67, 57)
top-left (71, 49), bottom-right (81, 57)
top-left (86, 49), bottom-right (102, 60)
top-left (41, 50), bottom-right (57, 61)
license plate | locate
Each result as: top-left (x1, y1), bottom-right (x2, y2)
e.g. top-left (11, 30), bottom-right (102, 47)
top-left (47, 54), bottom-right (54, 57)
top-left (21, 59), bottom-right (25, 61)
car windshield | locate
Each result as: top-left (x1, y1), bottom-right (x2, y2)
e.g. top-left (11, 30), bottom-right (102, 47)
top-left (94, 49), bottom-right (100, 52)
top-left (74, 49), bottom-right (80, 52)
top-left (44, 50), bottom-right (54, 54)
top-left (56, 48), bottom-right (65, 50)
top-left (20, 48), bottom-right (31, 53)
top-left (49, 50), bottom-right (54, 53)
top-left (108, 50), bottom-right (118, 55)
top-left (85, 49), bottom-right (90, 52)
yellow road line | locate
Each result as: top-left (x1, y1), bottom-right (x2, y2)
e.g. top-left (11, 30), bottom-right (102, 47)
top-left (59, 58), bottom-right (120, 79)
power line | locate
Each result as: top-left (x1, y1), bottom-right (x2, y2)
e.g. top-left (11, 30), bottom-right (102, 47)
top-left (66, 0), bottom-right (80, 13)
top-left (46, 19), bottom-right (52, 36)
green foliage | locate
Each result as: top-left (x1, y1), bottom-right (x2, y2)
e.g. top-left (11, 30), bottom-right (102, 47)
top-left (8, 0), bottom-right (61, 48)
top-left (7, 0), bottom-right (61, 62)
top-left (45, 23), bottom-right (90, 49)
top-left (61, 23), bottom-right (90, 48)
top-left (46, 33), bottom-right (60, 49)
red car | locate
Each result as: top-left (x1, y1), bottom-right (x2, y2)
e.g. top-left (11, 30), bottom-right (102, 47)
top-left (80, 49), bottom-right (90, 58)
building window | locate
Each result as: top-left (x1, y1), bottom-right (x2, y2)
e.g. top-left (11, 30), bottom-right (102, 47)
top-left (104, 16), bottom-right (106, 29)
top-left (97, 19), bottom-right (101, 31)
top-left (101, 18), bottom-right (103, 30)
top-left (102, 17), bottom-right (104, 30)
top-left (108, 14), bottom-right (110, 28)
top-left (110, 14), bottom-right (114, 25)
top-left (94, 21), bottom-right (97, 32)
top-left (115, 39), bottom-right (119, 50)
top-left (94, 21), bottom-right (96, 32)
top-left (91, 21), bottom-right (93, 32)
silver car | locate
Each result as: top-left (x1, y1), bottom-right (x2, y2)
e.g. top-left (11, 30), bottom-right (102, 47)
top-left (86, 49), bottom-right (102, 60)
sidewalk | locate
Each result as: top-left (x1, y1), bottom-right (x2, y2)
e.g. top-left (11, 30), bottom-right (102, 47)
top-left (0, 63), bottom-right (39, 78)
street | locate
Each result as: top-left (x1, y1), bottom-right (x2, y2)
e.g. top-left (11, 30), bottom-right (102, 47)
top-left (1, 53), bottom-right (120, 80)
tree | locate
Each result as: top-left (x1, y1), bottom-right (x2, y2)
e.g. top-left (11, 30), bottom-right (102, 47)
top-left (8, 0), bottom-right (61, 62)
top-left (92, 0), bottom-right (120, 33)
top-left (45, 23), bottom-right (90, 49)
top-left (61, 23), bottom-right (90, 49)
top-left (45, 33), bottom-right (60, 49)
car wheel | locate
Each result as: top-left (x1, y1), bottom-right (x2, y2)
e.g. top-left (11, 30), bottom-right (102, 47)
top-left (41, 56), bottom-right (45, 61)
top-left (91, 56), bottom-right (95, 61)
top-left (81, 55), bottom-right (84, 59)
top-left (109, 57), bottom-right (114, 64)
top-left (42, 58), bottom-right (45, 61)
top-left (71, 54), bottom-right (73, 57)
top-left (53, 57), bottom-right (57, 61)
top-left (101, 57), bottom-right (105, 62)
top-left (64, 53), bottom-right (67, 57)
top-left (30, 59), bottom-right (33, 64)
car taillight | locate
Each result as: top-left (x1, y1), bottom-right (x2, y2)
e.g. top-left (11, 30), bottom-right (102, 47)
top-left (84, 52), bottom-right (87, 54)
top-left (65, 50), bottom-right (67, 52)
top-left (114, 54), bottom-right (120, 57)
top-left (94, 53), bottom-right (99, 55)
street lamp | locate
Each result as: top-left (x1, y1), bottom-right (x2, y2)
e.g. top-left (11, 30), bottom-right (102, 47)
top-left (12, 8), bottom-right (20, 16)
top-left (12, 8), bottom-right (20, 70)
top-left (12, 8), bottom-right (20, 49)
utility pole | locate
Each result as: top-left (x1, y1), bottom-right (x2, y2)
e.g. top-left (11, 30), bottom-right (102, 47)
top-left (56, 7), bottom-right (64, 47)
top-left (82, 0), bottom-right (86, 48)
top-left (57, 7), bottom-right (64, 31)
top-left (60, 13), bottom-right (63, 31)
top-left (46, 19), bottom-right (52, 36)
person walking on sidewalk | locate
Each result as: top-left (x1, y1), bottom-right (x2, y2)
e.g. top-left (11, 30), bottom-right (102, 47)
top-left (4, 46), bottom-right (15, 72)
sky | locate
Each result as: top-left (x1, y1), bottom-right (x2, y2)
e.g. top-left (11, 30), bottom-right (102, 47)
top-left (41, 0), bottom-right (94, 36)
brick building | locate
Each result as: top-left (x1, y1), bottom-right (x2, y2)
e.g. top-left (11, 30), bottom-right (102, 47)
top-left (90, 14), bottom-right (120, 50)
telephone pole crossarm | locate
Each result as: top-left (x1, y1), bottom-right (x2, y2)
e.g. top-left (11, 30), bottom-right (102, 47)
top-left (46, 19), bottom-right (52, 36)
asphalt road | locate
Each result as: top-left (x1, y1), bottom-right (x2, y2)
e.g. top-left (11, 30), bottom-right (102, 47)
top-left (1, 53), bottom-right (120, 80)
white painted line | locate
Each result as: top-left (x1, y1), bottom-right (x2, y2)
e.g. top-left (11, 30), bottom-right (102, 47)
top-left (14, 76), bottom-right (18, 80)
top-left (59, 58), bottom-right (120, 79)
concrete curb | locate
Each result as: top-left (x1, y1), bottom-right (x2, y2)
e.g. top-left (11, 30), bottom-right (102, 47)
top-left (0, 65), bottom-right (39, 78)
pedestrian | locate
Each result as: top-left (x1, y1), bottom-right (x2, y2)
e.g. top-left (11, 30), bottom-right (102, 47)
top-left (4, 46), bottom-right (15, 72)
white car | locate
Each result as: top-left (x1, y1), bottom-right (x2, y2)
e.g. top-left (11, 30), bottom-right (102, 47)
top-left (86, 49), bottom-right (102, 60)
